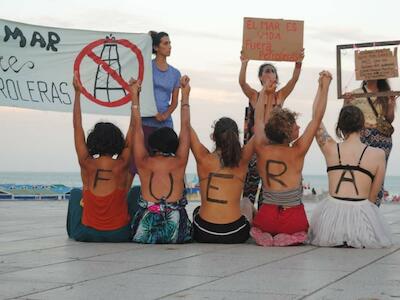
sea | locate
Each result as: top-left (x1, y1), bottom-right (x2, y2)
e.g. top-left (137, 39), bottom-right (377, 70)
top-left (0, 172), bottom-right (399, 196)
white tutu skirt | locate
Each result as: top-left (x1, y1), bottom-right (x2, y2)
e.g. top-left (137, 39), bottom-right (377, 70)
top-left (309, 195), bottom-right (392, 248)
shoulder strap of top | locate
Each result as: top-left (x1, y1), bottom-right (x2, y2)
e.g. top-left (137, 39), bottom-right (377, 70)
top-left (358, 145), bottom-right (369, 166)
top-left (336, 143), bottom-right (342, 164)
top-left (362, 85), bottom-right (379, 118)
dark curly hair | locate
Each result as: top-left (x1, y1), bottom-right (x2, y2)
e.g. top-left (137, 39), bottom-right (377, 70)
top-left (87, 122), bottom-right (125, 156)
top-left (149, 31), bottom-right (169, 55)
top-left (213, 117), bottom-right (242, 168)
top-left (148, 127), bottom-right (179, 155)
top-left (265, 107), bottom-right (298, 144)
top-left (336, 105), bottom-right (365, 139)
top-left (258, 63), bottom-right (279, 85)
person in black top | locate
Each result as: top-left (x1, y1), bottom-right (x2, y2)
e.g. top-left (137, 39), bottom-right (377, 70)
top-left (309, 105), bottom-right (392, 248)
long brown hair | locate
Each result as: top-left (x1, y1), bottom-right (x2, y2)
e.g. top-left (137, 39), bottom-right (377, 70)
top-left (362, 79), bottom-right (392, 115)
top-left (335, 106), bottom-right (365, 139)
top-left (213, 118), bottom-right (242, 168)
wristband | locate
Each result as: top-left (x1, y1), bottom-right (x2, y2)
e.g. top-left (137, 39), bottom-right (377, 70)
top-left (181, 103), bottom-right (190, 108)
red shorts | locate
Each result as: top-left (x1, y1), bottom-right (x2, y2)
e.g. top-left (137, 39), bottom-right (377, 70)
top-left (252, 203), bottom-right (309, 235)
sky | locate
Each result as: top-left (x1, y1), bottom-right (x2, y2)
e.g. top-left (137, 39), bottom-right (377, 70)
top-left (0, 0), bottom-right (399, 175)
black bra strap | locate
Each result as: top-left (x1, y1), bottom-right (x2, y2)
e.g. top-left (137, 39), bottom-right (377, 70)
top-left (327, 165), bottom-right (374, 181)
top-left (358, 145), bottom-right (368, 166)
top-left (336, 143), bottom-right (342, 164)
top-left (332, 195), bottom-right (366, 201)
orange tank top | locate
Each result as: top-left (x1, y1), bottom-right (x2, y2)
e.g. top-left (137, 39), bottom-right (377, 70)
top-left (82, 189), bottom-right (130, 231)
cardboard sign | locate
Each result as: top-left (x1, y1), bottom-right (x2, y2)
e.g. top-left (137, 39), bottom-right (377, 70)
top-left (242, 17), bottom-right (303, 62)
top-left (0, 18), bottom-right (157, 116)
top-left (355, 48), bottom-right (399, 80)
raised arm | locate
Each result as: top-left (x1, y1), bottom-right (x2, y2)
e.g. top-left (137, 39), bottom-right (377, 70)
top-left (118, 107), bottom-right (133, 167)
top-left (241, 136), bottom-right (255, 165)
top-left (315, 122), bottom-right (336, 155)
top-left (190, 126), bottom-right (209, 163)
top-left (295, 71), bottom-right (331, 154)
top-left (72, 73), bottom-right (90, 166)
top-left (239, 53), bottom-right (257, 105)
top-left (175, 76), bottom-right (191, 165)
top-left (254, 81), bottom-right (276, 147)
top-left (129, 79), bottom-right (149, 168)
top-left (277, 48), bottom-right (304, 104)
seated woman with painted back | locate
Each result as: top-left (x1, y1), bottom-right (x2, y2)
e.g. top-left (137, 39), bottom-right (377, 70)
top-left (309, 105), bottom-right (392, 248)
top-left (129, 76), bottom-right (192, 244)
top-left (190, 118), bottom-right (254, 243)
top-left (67, 74), bottom-right (134, 242)
top-left (251, 71), bottom-right (331, 247)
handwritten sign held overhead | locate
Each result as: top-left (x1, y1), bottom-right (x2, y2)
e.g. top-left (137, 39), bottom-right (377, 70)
top-left (242, 17), bottom-right (303, 62)
top-left (355, 48), bottom-right (398, 81)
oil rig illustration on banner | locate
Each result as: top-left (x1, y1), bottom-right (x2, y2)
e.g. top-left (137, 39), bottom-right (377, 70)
top-left (93, 34), bottom-right (127, 102)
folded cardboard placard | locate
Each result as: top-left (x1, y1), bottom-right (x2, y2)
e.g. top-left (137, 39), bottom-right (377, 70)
top-left (355, 48), bottom-right (398, 81)
top-left (336, 41), bottom-right (400, 99)
top-left (242, 17), bottom-right (303, 62)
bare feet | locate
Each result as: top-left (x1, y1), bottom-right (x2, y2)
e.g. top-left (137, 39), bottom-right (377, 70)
top-left (250, 227), bottom-right (273, 247)
top-left (273, 231), bottom-right (308, 246)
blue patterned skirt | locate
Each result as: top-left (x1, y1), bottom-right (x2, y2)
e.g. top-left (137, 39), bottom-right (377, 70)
top-left (360, 128), bottom-right (392, 205)
top-left (130, 196), bottom-right (192, 244)
top-left (360, 128), bottom-right (392, 162)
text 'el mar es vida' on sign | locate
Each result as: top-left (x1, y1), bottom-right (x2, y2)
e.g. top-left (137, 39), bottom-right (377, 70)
top-left (242, 17), bottom-right (303, 62)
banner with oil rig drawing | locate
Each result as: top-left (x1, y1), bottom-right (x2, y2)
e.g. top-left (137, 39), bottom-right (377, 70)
top-left (0, 18), bottom-right (156, 116)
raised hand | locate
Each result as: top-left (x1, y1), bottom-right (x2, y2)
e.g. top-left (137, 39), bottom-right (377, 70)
top-left (180, 75), bottom-right (191, 99)
top-left (297, 48), bottom-right (305, 63)
top-left (389, 95), bottom-right (398, 104)
top-left (240, 51), bottom-right (250, 64)
top-left (128, 78), bottom-right (142, 100)
top-left (343, 92), bottom-right (354, 104)
top-left (318, 70), bottom-right (332, 87)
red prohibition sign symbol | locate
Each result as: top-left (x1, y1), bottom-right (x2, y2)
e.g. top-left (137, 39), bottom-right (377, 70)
top-left (74, 38), bottom-right (144, 107)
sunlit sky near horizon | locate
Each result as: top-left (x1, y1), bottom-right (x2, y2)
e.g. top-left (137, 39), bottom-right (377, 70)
top-left (0, 0), bottom-right (399, 175)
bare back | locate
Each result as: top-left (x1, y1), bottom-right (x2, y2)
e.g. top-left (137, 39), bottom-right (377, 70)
top-left (196, 152), bottom-right (249, 224)
top-left (256, 144), bottom-right (305, 191)
top-left (323, 141), bottom-right (385, 200)
top-left (138, 156), bottom-right (186, 202)
top-left (191, 128), bottom-right (254, 224)
top-left (80, 155), bottom-right (132, 196)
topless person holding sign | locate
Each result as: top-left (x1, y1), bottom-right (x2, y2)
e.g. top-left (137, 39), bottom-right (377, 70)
top-left (129, 76), bottom-right (192, 244)
top-left (251, 71), bottom-right (332, 246)
top-left (190, 118), bottom-right (255, 243)
top-left (239, 49), bottom-right (304, 209)
top-left (67, 73), bottom-right (134, 242)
